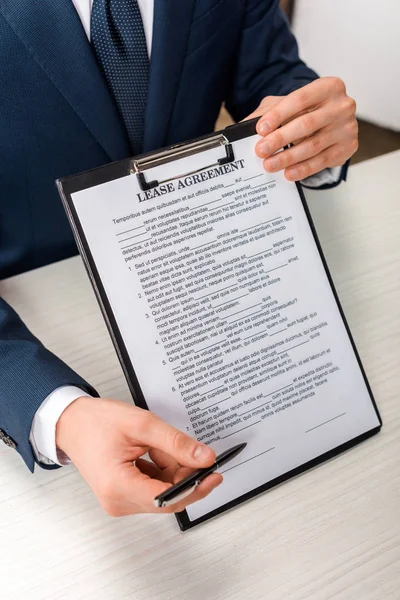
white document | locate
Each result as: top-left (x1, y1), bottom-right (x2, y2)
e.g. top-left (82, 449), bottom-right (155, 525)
top-left (68, 132), bottom-right (380, 523)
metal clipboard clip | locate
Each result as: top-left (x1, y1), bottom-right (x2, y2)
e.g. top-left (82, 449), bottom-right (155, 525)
top-left (131, 134), bottom-right (235, 192)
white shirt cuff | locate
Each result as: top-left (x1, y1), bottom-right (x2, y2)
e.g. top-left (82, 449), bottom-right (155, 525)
top-left (301, 166), bottom-right (342, 188)
top-left (29, 386), bottom-right (92, 467)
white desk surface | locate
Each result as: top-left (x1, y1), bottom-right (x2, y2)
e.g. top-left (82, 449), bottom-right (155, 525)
top-left (1, 151), bottom-right (399, 600)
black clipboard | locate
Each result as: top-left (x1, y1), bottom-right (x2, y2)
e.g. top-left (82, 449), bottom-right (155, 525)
top-left (57, 119), bottom-right (381, 530)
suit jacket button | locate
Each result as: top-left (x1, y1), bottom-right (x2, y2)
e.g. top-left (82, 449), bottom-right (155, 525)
top-left (0, 429), bottom-right (17, 450)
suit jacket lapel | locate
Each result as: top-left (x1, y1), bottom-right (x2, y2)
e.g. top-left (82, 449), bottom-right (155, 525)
top-left (0, 0), bottom-right (130, 161)
top-left (143, 0), bottom-right (196, 153)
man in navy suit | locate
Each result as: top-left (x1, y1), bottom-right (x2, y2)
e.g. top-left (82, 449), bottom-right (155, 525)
top-left (0, 0), bottom-right (358, 516)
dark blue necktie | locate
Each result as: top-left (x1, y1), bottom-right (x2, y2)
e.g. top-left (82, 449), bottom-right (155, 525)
top-left (91, 0), bottom-right (149, 155)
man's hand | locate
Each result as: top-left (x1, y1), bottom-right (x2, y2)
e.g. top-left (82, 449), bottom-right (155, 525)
top-left (247, 77), bottom-right (358, 181)
top-left (56, 397), bottom-right (222, 516)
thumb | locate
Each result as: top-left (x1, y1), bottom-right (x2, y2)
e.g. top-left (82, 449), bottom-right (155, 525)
top-left (138, 412), bottom-right (216, 468)
top-left (243, 95), bottom-right (282, 122)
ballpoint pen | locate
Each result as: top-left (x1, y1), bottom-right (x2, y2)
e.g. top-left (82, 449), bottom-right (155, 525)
top-left (154, 442), bottom-right (247, 508)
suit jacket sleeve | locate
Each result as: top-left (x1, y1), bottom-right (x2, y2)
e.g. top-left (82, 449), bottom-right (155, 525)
top-left (225, 0), bottom-right (319, 121)
top-left (0, 296), bottom-right (97, 472)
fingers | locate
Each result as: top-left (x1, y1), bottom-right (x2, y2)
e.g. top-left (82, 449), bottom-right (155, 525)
top-left (149, 451), bottom-right (210, 486)
top-left (148, 448), bottom-right (181, 483)
top-left (123, 472), bottom-right (171, 511)
top-left (283, 144), bottom-right (347, 181)
top-left (149, 448), bottom-right (178, 471)
top-left (172, 465), bottom-right (195, 484)
top-left (135, 411), bottom-right (216, 469)
top-left (255, 107), bottom-right (335, 159)
top-left (107, 464), bottom-right (222, 516)
top-left (158, 473), bottom-right (223, 514)
top-left (136, 454), bottom-right (195, 485)
top-left (135, 457), bottom-right (163, 479)
top-left (250, 77), bottom-right (358, 180)
top-left (142, 449), bottom-right (218, 487)
top-left (98, 465), bottom-right (170, 516)
top-left (259, 128), bottom-right (339, 173)
top-left (256, 78), bottom-right (346, 136)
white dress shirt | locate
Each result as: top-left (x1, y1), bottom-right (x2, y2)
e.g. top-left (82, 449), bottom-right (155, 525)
top-left (30, 0), bottom-right (341, 467)
top-left (71, 0), bottom-right (154, 50)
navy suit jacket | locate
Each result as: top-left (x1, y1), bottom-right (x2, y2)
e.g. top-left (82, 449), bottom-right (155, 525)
top-left (0, 0), bottom-right (333, 470)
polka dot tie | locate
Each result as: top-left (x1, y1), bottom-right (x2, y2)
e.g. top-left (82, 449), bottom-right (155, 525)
top-left (91, 0), bottom-right (149, 155)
